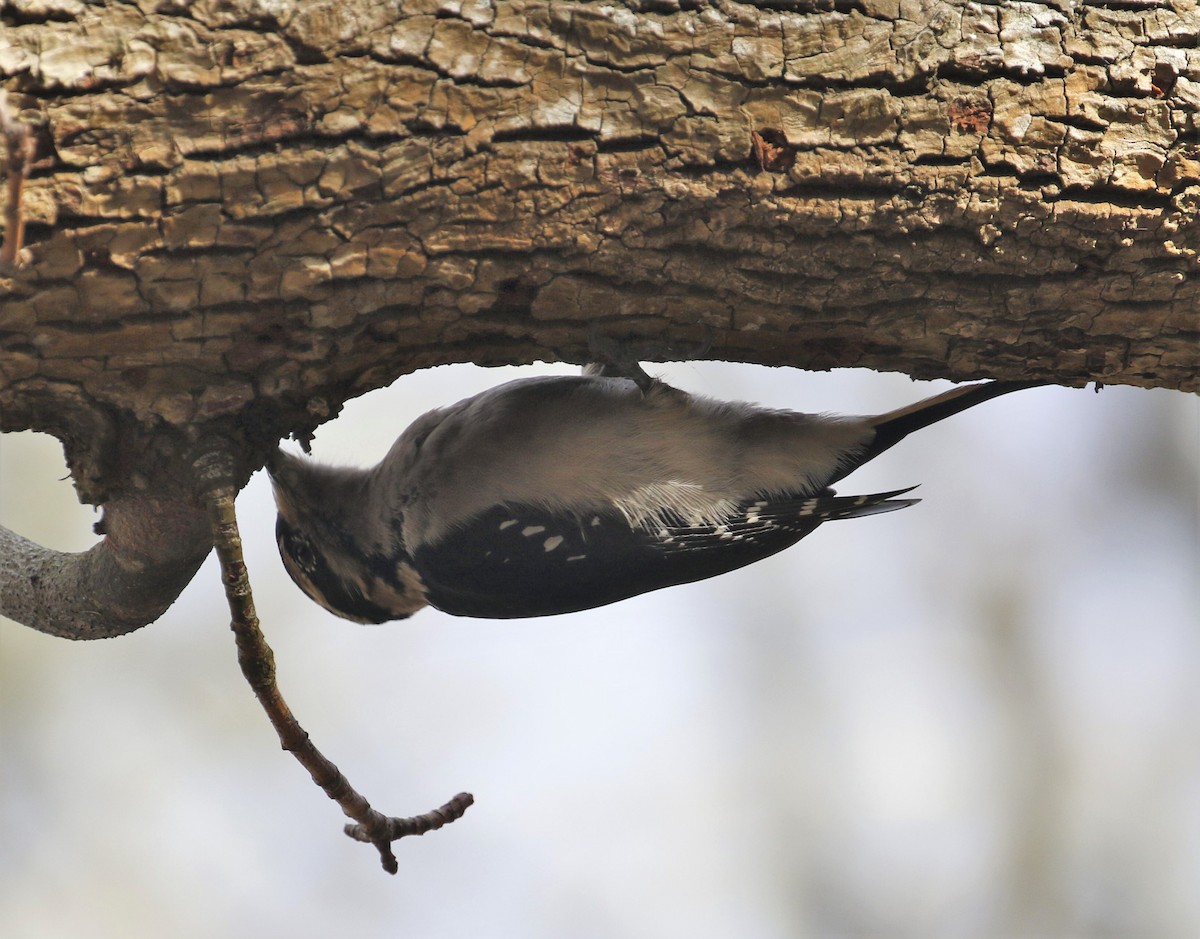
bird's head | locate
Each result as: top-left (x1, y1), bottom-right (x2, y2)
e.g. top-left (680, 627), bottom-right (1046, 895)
top-left (267, 449), bottom-right (429, 624)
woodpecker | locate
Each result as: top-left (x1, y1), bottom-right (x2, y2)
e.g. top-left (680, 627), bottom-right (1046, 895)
top-left (268, 373), bottom-right (1044, 622)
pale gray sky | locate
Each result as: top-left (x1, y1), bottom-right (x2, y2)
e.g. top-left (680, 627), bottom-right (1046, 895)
top-left (3, 363), bottom-right (1197, 938)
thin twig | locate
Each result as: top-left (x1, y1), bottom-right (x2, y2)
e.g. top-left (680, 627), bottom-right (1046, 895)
top-left (344, 792), bottom-right (476, 845)
top-left (0, 91), bottom-right (37, 268)
top-left (192, 449), bottom-right (473, 874)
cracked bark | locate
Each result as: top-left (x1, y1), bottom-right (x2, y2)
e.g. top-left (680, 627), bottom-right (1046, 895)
top-left (1, 0), bottom-right (1197, 638)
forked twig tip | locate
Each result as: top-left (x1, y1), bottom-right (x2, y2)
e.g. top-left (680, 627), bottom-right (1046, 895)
top-left (344, 791), bottom-right (476, 873)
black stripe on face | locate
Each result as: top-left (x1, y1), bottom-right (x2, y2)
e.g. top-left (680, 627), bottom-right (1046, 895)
top-left (275, 517), bottom-right (412, 624)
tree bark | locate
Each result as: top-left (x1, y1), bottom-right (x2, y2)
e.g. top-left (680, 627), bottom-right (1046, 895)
top-left (1, 0), bottom-right (1197, 636)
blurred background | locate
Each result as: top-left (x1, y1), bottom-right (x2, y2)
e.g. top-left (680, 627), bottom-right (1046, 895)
top-left (2, 362), bottom-right (1197, 938)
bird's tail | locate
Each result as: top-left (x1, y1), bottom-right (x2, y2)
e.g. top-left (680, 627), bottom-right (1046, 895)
top-left (827, 380), bottom-right (1047, 485)
top-left (810, 486), bottom-right (922, 521)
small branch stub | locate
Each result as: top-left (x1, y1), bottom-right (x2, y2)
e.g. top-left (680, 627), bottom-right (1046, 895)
top-left (750, 128), bottom-right (795, 173)
top-left (0, 91), bottom-right (36, 268)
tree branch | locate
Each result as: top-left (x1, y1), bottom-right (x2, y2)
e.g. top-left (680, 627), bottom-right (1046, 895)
top-left (194, 449), bottom-right (472, 873)
top-left (0, 492), bottom-right (211, 639)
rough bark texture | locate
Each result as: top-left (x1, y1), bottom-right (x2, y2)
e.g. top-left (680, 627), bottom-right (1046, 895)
top-left (0, 0), bottom-right (1197, 634)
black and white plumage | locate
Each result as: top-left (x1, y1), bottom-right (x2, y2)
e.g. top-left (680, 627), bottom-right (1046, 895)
top-left (268, 373), bottom-right (1043, 622)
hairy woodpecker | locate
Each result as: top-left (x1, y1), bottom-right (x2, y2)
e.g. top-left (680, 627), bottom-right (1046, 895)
top-left (269, 373), bottom-right (1043, 622)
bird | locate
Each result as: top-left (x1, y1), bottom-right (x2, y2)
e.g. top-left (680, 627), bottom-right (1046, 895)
top-left (268, 370), bottom-right (1045, 622)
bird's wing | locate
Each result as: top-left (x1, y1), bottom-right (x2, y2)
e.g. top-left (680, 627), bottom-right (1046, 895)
top-left (413, 488), bottom-right (918, 618)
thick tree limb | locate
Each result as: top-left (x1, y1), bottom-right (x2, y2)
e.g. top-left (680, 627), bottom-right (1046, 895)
top-left (3, 97), bottom-right (215, 639)
top-left (2, 2), bottom-right (1195, 434)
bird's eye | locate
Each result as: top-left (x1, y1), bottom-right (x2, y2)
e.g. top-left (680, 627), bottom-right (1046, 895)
top-left (289, 536), bottom-right (318, 572)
